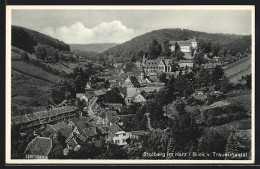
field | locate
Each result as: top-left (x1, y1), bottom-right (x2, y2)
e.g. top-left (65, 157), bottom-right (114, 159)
top-left (12, 60), bottom-right (61, 83)
top-left (224, 56), bottom-right (251, 83)
top-left (11, 70), bottom-right (54, 108)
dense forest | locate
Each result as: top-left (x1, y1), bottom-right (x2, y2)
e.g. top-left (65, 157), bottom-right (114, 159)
top-left (96, 28), bottom-right (250, 62)
top-left (12, 25), bottom-right (70, 53)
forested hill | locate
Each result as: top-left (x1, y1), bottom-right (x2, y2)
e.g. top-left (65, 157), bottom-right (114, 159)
top-left (97, 28), bottom-right (249, 62)
top-left (11, 25), bottom-right (70, 54)
top-left (70, 43), bottom-right (118, 53)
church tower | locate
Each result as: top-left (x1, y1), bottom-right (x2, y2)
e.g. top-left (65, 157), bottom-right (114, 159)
top-left (141, 66), bottom-right (145, 80)
top-left (142, 53), bottom-right (147, 67)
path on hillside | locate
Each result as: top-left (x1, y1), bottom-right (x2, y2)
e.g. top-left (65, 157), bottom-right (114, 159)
top-left (145, 113), bottom-right (169, 132)
top-left (145, 113), bottom-right (154, 131)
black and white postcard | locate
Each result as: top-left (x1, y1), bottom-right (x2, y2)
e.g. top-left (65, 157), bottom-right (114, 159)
top-left (5, 5), bottom-right (255, 164)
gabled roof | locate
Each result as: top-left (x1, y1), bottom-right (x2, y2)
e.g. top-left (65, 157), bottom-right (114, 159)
top-left (24, 137), bottom-right (52, 156)
top-left (128, 76), bottom-right (141, 87)
top-left (97, 126), bottom-right (108, 134)
top-left (41, 130), bottom-right (53, 138)
top-left (126, 87), bottom-right (141, 98)
top-left (94, 89), bottom-right (107, 96)
top-left (106, 111), bottom-right (118, 123)
top-left (26, 113), bottom-right (40, 121)
top-left (67, 137), bottom-right (79, 150)
top-left (109, 123), bottom-right (123, 135)
top-left (11, 115), bottom-right (30, 125)
top-left (162, 59), bottom-right (172, 66)
top-left (85, 91), bottom-right (96, 99)
top-left (139, 91), bottom-right (149, 99)
top-left (34, 111), bottom-right (49, 119)
top-left (45, 121), bottom-right (72, 137)
top-left (83, 127), bottom-right (97, 137)
top-left (89, 97), bottom-right (98, 109)
top-left (59, 127), bottom-right (73, 138)
top-left (49, 106), bottom-right (77, 115)
top-left (183, 52), bottom-right (193, 60)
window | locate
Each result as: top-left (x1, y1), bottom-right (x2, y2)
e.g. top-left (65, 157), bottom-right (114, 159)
top-left (123, 133), bottom-right (126, 136)
top-left (115, 140), bottom-right (120, 144)
top-left (123, 139), bottom-right (126, 143)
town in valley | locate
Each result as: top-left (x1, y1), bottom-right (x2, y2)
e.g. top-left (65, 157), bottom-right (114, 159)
top-left (9, 9), bottom-right (253, 161)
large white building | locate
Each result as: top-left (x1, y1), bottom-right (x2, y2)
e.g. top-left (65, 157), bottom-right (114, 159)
top-left (113, 131), bottom-right (130, 146)
top-left (169, 38), bottom-right (198, 53)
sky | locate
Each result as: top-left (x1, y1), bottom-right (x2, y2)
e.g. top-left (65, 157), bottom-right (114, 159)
top-left (11, 9), bottom-right (252, 44)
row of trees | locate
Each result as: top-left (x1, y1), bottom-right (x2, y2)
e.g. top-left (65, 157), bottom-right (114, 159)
top-left (35, 45), bottom-right (76, 62)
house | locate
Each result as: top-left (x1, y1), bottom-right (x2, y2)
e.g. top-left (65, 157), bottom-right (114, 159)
top-left (158, 59), bottom-right (172, 72)
top-left (114, 63), bottom-right (124, 69)
top-left (142, 54), bottom-right (173, 73)
top-left (64, 134), bottom-right (81, 154)
top-left (143, 59), bottom-right (160, 73)
top-left (11, 106), bottom-right (79, 132)
top-left (178, 60), bottom-right (194, 68)
top-left (146, 72), bottom-right (158, 81)
top-left (113, 131), bottom-right (130, 146)
top-left (192, 89), bottom-right (207, 100)
top-left (24, 137), bottom-right (63, 159)
top-left (122, 76), bottom-right (141, 88)
top-left (129, 131), bottom-right (149, 140)
top-left (97, 110), bottom-right (119, 127)
top-left (125, 88), bottom-right (141, 105)
top-left (85, 82), bottom-right (92, 91)
top-left (203, 63), bottom-right (222, 69)
top-left (169, 38), bottom-right (197, 53)
top-left (76, 93), bottom-right (89, 103)
top-left (94, 88), bottom-right (107, 97)
top-left (133, 91), bottom-right (149, 104)
top-left (108, 123), bottom-right (129, 146)
top-left (103, 103), bottom-right (123, 112)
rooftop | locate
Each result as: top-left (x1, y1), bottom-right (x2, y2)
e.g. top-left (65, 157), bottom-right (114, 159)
top-left (24, 137), bottom-right (52, 156)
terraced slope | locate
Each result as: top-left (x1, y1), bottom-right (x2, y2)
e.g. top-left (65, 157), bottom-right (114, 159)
top-left (224, 56), bottom-right (252, 83)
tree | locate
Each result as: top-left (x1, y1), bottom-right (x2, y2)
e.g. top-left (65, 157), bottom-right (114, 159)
top-left (98, 55), bottom-right (105, 64)
top-left (103, 88), bottom-right (124, 104)
top-left (175, 42), bottom-right (180, 52)
top-left (162, 40), bottom-right (172, 57)
top-left (158, 72), bottom-right (168, 83)
top-left (175, 50), bottom-right (185, 61)
top-left (211, 43), bottom-right (222, 57)
top-left (211, 65), bottom-right (224, 84)
top-left (225, 133), bottom-right (240, 160)
top-left (35, 45), bottom-right (47, 60)
top-left (53, 49), bottom-right (59, 61)
top-left (219, 75), bottom-right (233, 93)
top-left (12, 26), bottom-right (37, 53)
top-left (20, 51), bottom-right (29, 61)
top-left (198, 129), bottom-right (227, 156)
top-left (193, 51), bottom-right (206, 65)
top-left (174, 75), bottom-right (194, 97)
top-left (195, 68), bottom-right (211, 88)
top-left (244, 74), bottom-right (251, 89)
top-left (102, 143), bottom-right (128, 159)
top-left (148, 39), bottom-right (162, 59)
top-left (168, 100), bottom-right (201, 152)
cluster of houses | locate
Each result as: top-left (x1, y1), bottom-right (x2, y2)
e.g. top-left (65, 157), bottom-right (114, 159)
top-left (12, 38), bottom-right (226, 160)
